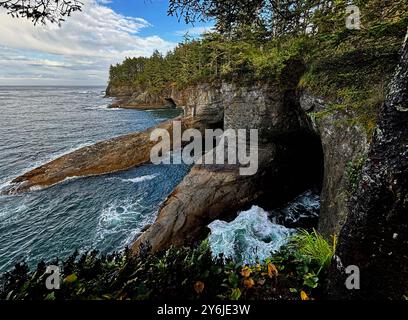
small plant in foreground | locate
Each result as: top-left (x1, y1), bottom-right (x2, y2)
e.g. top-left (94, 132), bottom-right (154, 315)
top-left (0, 231), bottom-right (336, 301)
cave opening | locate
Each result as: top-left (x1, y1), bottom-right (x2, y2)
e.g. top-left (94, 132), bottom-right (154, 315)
top-left (206, 129), bottom-right (326, 263)
top-left (164, 97), bottom-right (177, 108)
top-left (257, 130), bottom-right (325, 229)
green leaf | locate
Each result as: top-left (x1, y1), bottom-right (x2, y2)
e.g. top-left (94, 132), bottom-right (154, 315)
top-left (230, 288), bottom-right (241, 300)
top-left (303, 273), bottom-right (319, 289)
top-left (45, 292), bottom-right (56, 300)
top-left (228, 273), bottom-right (239, 288)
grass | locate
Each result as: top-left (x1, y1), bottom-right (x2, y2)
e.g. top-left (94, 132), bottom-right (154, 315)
top-left (289, 229), bottom-right (336, 274)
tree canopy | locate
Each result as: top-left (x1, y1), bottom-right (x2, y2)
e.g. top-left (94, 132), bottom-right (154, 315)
top-left (0, 0), bottom-right (82, 24)
top-left (169, 0), bottom-right (407, 37)
top-left (111, 0), bottom-right (407, 92)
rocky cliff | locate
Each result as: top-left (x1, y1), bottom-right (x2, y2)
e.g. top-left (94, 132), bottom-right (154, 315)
top-left (327, 31), bottom-right (408, 300)
top-left (300, 93), bottom-right (370, 237)
top-left (5, 46), bottom-right (404, 286)
top-left (6, 78), bottom-right (376, 246)
top-left (106, 84), bottom-right (184, 109)
top-left (131, 80), bottom-right (327, 254)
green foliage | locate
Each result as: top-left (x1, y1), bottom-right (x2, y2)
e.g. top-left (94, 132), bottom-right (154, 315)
top-left (108, 32), bottom-right (312, 92)
top-left (345, 154), bottom-right (367, 194)
top-left (268, 229), bottom-right (336, 298)
top-left (298, 12), bottom-right (408, 135)
top-left (0, 232), bottom-right (336, 301)
top-left (110, 4), bottom-right (407, 141)
top-left (289, 229), bottom-right (335, 274)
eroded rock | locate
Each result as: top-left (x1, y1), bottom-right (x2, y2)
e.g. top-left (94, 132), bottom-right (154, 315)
top-left (300, 92), bottom-right (370, 237)
top-left (131, 145), bottom-right (276, 254)
top-left (327, 31), bottom-right (408, 299)
top-left (2, 118), bottom-right (189, 194)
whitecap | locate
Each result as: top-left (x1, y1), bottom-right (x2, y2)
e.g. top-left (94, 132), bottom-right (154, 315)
top-left (0, 180), bottom-right (11, 194)
top-left (93, 198), bottom-right (156, 248)
top-left (208, 206), bottom-right (295, 265)
top-left (28, 185), bottom-right (44, 192)
top-left (120, 174), bottom-right (158, 184)
top-left (270, 190), bottom-right (320, 227)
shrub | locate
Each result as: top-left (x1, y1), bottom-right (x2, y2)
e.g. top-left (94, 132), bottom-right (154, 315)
top-left (289, 229), bottom-right (336, 274)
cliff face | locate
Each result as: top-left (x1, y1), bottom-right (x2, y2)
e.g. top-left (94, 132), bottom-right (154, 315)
top-left (300, 93), bottom-right (370, 237)
top-left (105, 83), bottom-right (135, 98)
top-left (132, 81), bottom-right (327, 254)
top-left (327, 32), bottom-right (408, 300)
top-left (8, 78), bottom-right (372, 249)
top-left (106, 84), bottom-right (182, 109)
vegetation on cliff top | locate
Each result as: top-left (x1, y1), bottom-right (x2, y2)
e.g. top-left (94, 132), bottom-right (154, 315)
top-left (0, 230), bottom-right (335, 300)
top-left (109, 0), bottom-right (407, 134)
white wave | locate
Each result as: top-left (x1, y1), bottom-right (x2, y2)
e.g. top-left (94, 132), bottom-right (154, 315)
top-left (84, 104), bottom-right (111, 111)
top-left (270, 190), bottom-right (320, 226)
top-left (1, 143), bottom-right (95, 194)
top-left (93, 198), bottom-right (156, 248)
top-left (120, 174), bottom-right (158, 184)
top-left (208, 206), bottom-right (295, 265)
top-left (9, 143), bottom-right (92, 181)
top-left (28, 185), bottom-right (44, 192)
top-left (0, 180), bottom-right (11, 193)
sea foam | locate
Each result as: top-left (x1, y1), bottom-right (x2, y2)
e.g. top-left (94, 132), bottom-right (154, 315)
top-left (208, 206), bottom-right (294, 265)
top-left (120, 174), bottom-right (158, 184)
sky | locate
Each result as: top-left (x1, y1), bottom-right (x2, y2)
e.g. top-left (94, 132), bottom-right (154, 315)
top-left (0, 0), bottom-right (212, 86)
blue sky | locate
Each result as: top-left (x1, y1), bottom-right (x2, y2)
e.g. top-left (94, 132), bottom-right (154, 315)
top-left (0, 0), bottom-right (212, 86)
top-left (107, 0), bottom-right (211, 41)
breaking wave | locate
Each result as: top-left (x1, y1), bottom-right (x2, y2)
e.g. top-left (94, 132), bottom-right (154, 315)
top-left (208, 190), bottom-right (320, 265)
top-left (120, 174), bottom-right (158, 184)
top-left (208, 206), bottom-right (295, 265)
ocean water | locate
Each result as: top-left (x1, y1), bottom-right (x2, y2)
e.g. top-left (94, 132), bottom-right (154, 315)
top-left (208, 190), bottom-right (320, 265)
top-left (0, 86), bottom-right (188, 273)
top-left (208, 206), bottom-right (295, 265)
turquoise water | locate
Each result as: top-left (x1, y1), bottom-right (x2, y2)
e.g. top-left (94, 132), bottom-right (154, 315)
top-left (208, 190), bottom-right (320, 264)
top-left (0, 87), bottom-right (188, 273)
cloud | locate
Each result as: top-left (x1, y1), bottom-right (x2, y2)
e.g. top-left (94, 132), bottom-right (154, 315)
top-left (0, 0), bottom-right (177, 85)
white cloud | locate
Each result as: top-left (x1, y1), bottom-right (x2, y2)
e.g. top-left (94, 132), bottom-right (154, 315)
top-left (0, 0), bottom-right (177, 85)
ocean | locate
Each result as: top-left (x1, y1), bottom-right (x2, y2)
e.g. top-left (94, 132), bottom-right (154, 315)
top-left (0, 86), bottom-right (188, 273)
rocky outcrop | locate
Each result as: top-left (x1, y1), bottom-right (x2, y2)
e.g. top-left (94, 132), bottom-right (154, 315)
top-left (107, 84), bottom-right (189, 110)
top-left (327, 32), bottom-right (408, 300)
top-left (131, 145), bottom-right (276, 254)
top-left (182, 83), bottom-right (225, 129)
top-left (300, 93), bottom-right (370, 237)
top-left (2, 118), bottom-right (189, 194)
top-left (112, 88), bottom-right (181, 109)
top-left (105, 83), bottom-right (135, 98)
top-left (223, 83), bottom-right (303, 142)
top-left (4, 83), bottom-right (226, 195)
top-left (107, 82), bottom-right (226, 117)
top-left (131, 81), bottom-right (325, 254)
